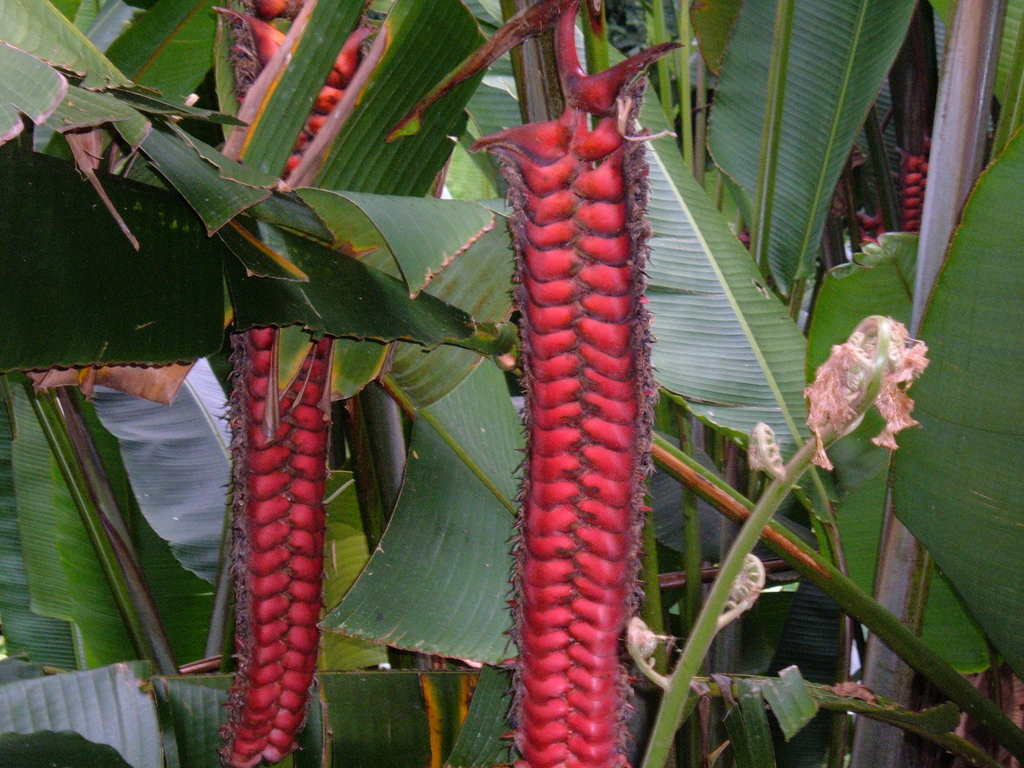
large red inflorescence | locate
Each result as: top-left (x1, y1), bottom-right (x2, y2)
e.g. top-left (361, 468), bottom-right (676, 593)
top-left (221, 328), bottom-right (332, 768)
top-left (473, 8), bottom-right (674, 768)
top-left (220, 8), bottom-right (371, 765)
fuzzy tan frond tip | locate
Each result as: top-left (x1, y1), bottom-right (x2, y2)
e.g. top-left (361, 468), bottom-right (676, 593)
top-left (804, 317), bottom-right (929, 470)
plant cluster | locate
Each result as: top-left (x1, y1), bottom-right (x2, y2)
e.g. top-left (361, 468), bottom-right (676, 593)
top-left (0, 1), bottom-right (1022, 768)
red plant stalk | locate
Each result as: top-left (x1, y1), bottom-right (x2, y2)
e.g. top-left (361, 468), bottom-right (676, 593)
top-left (221, 328), bottom-right (333, 768)
top-left (472, 8), bottom-right (675, 767)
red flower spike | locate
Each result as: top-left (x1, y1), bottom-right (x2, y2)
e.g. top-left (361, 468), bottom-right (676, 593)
top-left (220, 330), bottom-right (333, 768)
top-left (899, 146), bottom-right (929, 234)
top-left (326, 26), bottom-right (372, 89)
top-left (471, 3), bottom-right (675, 766)
top-left (252, 0), bottom-right (301, 20)
top-left (231, 13), bottom-right (286, 68)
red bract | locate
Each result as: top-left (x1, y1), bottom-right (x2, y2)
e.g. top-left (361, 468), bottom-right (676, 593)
top-left (900, 149), bottom-right (929, 232)
top-left (472, 7), bottom-right (673, 767)
top-left (225, 10), bottom-right (370, 177)
top-left (220, 329), bottom-right (332, 768)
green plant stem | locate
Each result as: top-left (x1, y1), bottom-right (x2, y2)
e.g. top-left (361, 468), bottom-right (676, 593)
top-left (500, 0), bottom-right (563, 123)
top-left (787, 277), bottom-right (805, 320)
top-left (642, 438), bottom-right (818, 768)
top-left (864, 106), bottom-right (900, 232)
top-left (205, 505), bottom-right (234, 659)
top-left (674, 404), bottom-right (703, 767)
top-left (693, 48), bottom-right (707, 184)
top-left (677, 0), bottom-right (693, 175)
top-left (750, 0), bottom-right (796, 278)
top-left (673, 409), bottom-right (703, 635)
top-left (347, 395), bottom-right (389, 551)
top-left (359, 381), bottom-right (406, 518)
top-left (28, 387), bottom-right (177, 674)
top-left (640, 512), bottom-right (667, 673)
top-left (650, 434), bottom-right (1024, 762)
top-left (580, 0), bottom-right (608, 74)
top-left (647, 0), bottom-right (674, 127)
top-left (842, 166), bottom-right (863, 253)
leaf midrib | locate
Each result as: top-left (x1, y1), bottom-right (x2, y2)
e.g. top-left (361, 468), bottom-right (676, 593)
top-left (647, 138), bottom-right (805, 448)
top-left (793, 0), bottom-right (871, 267)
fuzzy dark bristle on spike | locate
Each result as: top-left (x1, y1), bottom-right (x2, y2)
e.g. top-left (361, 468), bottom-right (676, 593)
top-left (471, 3), bottom-right (674, 766)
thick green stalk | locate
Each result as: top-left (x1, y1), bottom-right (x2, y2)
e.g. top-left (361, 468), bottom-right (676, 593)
top-left (674, 405), bottom-right (704, 768)
top-left (693, 45), bottom-right (707, 183)
top-left (28, 387), bottom-right (177, 674)
top-left (650, 434), bottom-right (1024, 762)
top-left (750, 0), bottom-right (796, 278)
top-left (673, 408), bottom-right (703, 634)
top-left (500, 0), bottom-right (563, 122)
top-left (841, 166), bottom-right (863, 253)
top-left (864, 106), bottom-right (900, 232)
top-left (676, 0), bottom-right (693, 175)
top-left (647, 0), bottom-right (674, 126)
top-left (359, 382), bottom-right (406, 517)
top-left (580, 0), bottom-right (608, 73)
top-left (205, 505), bottom-right (234, 659)
top-left (787, 277), bottom-right (805, 319)
top-left (639, 514), bottom-right (667, 673)
top-left (641, 439), bottom-right (818, 768)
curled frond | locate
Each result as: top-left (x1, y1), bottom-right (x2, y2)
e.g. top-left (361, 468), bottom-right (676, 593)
top-left (748, 422), bottom-right (785, 479)
top-left (804, 317), bottom-right (929, 469)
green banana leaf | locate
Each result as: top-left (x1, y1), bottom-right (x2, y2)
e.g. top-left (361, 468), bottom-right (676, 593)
top-left (641, 97), bottom-right (808, 454)
top-left (0, 0), bottom-right (133, 88)
top-left (323, 362), bottom-right (520, 662)
top-left (0, 145), bottom-right (225, 371)
top-left (387, 224), bottom-right (515, 407)
top-left (320, 471), bottom-right (388, 671)
top-left (232, 0), bottom-right (363, 177)
top-left (997, 0), bottom-right (1024, 98)
top-left (707, 0), bottom-right (916, 292)
top-left (297, 189), bottom-right (498, 297)
top-left (10, 386), bottom-right (135, 667)
top-left (154, 670), bottom-right (480, 768)
top-left (893, 126), bottom-right (1024, 680)
top-left (315, 0), bottom-right (485, 196)
top-left (690, 0), bottom-right (742, 74)
top-left (0, 42), bottom-right (67, 143)
top-left (0, 730), bottom-right (133, 768)
top-left (0, 383), bottom-right (77, 668)
top-left (91, 360), bottom-right (229, 584)
top-left (444, 664), bottom-right (513, 768)
top-left (0, 661), bottom-right (161, 768)
top-left (105, 0), bottom-right (217, 99)
top-left (724, 680), bottom-right (778, 768)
